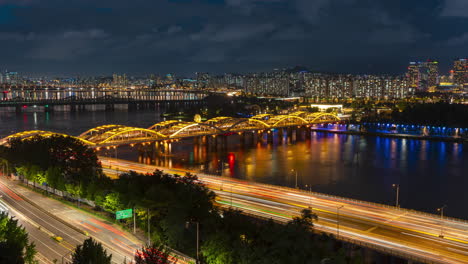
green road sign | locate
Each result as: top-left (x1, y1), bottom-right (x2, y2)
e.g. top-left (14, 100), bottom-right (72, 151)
top-left (116, 209), bottom-right (133, 220)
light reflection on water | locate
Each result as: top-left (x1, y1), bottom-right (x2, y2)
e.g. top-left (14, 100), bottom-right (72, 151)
top-left (0, 110), bottom-right (467, 219)
top-left (118, 131), bottom-right (467, 219)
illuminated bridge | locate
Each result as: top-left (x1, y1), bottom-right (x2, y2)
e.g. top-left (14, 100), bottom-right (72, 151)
top-left (0, 112), bottom-right (341, 148)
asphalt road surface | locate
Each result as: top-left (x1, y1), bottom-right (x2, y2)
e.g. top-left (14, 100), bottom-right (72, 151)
top-left (0, 177), bottom-right (141, 264)
top-left (100, 156), bottom-right (468, 264)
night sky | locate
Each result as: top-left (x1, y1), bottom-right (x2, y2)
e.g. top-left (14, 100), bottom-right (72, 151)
top-left (0, 0), bottom-right (467, 76)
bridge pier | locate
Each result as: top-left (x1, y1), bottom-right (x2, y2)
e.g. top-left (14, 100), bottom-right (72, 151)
top-left (305, 126), bottom-right (312, 140)
top-left (239, 132), bottom-right (246, 146)
top-left (267, 131), bottom-right (273, 144)
top-left (278, 128), bottom-right (285, 144)
top-left (220, 135), bottom-right (228, 150)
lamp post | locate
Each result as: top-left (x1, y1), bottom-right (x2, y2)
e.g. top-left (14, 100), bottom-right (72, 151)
top-left (147, 208), bottom-right (151, 246)
top-left (291, 169), bottom-right (298, 189)
top-left (392, 184), bottom-right (400, 208)
top-left (337, 205), bottom-right (344, 239)
top-left (437, 205), bottom-right (447, 238)
top-left (186, 221), bottom-right (200, 264)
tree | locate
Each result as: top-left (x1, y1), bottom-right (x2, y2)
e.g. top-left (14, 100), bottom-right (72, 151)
top-left (0, 212), bottom-right (37, 264)
top-left (103, 192), bottom-right (122, 212)
top-left (7, 135), bottom-right (102, 189)
top-left (71, 238), bottom-right (112, 264)
top-left (134, 244), bottom-right (171, 264)
top-left (290, 208), bottom-right (318, 229)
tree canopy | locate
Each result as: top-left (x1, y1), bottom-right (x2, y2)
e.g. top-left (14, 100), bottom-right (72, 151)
top-left (71, 238), bottom-right (111, 264)
top-left (6, 135), bottom-right (101, 187)
top-left (134, 244), bottom-right (170, 264)
top-left (0, 212), bottom-right (37, 264)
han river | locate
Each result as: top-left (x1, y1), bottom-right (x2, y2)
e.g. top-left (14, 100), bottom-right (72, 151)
top-left (1, 108), bottom-right (467, 219)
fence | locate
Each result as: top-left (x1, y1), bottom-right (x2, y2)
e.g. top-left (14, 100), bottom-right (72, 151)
top-left (21, 178), bottom-right (96, 208)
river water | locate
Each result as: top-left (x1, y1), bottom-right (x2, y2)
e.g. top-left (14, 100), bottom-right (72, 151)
top-left (1, 109), bottom-right (467, 219)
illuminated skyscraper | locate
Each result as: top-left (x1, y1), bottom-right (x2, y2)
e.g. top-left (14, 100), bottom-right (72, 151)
top-left (406, 60), bottom-right (439, 92)
top-left (453, 59), bottom-right (468, 87)
top-left (406, 62), bottom-right (419, 88)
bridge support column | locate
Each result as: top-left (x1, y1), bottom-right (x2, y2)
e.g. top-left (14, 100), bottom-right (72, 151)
top-left (291, 129), bottom-right (297, 142)
top-left (286, 127), bottom-right (292, 143)
top-left (222, 135), bottom-right (228, 149)
top-left (239, 133), bottom-right (245, 146)
top-left (259, 131), bottom-right (265, 144)
top-left (278, 128), bottom-right (284, 143)
top-left (248, 132), bottom-right (255, 145)
top-left (267, 131), bottom-right (273, 144)
top-left (211, 135), bottom-right (218, 149)
top-left (153, 141), bottom-right (160, 155)
top-left (305, 126), bottom-right (311, 140)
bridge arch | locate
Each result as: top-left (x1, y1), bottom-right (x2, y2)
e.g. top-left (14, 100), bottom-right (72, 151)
top-left (305, 113), bottom-right (341, 123)
top-left (227, 118), bottom-right (270, 132)
top-left (148, 120), bottom-right (182, 131)
top-left (268, 115), bottom-right (308, 127)
top-left (79, 125), bottom-right (127, 139)
top-left (160, 122), bottom-right (224, 138)
top-left (1, 130), bottom-right (95, 146)
top-left (96, 127), bottom-right (167, 145)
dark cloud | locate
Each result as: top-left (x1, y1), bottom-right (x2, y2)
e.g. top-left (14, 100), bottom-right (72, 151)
top-left (0, 0), bottom-right (466, 75)
top-left (441, 0), bottom-right (468, 17)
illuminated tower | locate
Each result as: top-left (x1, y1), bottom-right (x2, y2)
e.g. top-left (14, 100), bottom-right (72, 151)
top-left (453, 59), bottom-right (468, 87)
top-left (407, 60), bottom-right (439, 92)
top-left (406, 62), bottom-right (419, 88)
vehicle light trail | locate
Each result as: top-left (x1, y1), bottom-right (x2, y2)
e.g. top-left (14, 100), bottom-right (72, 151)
top-left (100, 156), bottom-right (468, 264)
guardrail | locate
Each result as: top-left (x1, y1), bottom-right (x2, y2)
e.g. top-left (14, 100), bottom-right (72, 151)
top-left (230, 206), bottom-right (441, 264)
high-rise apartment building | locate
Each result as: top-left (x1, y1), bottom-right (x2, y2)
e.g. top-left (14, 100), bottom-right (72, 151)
top-left (407, 62), bottom-right (419, 88)
top-left (244, 72), bottom-right (290, 96)
top-left (196, 72), bottom-right (211, 89)
top-left (453, 59), bottom-right (468, 87)
top-left (406, 61), bottom-right (439, 92)
top-left (301, 73), bottom-right (411, 99)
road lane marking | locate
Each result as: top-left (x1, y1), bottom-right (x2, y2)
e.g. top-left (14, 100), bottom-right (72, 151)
top-left (0, 181), bottom-right (23, 200)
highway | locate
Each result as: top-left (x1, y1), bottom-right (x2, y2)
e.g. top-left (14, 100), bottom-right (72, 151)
top-left (0, 177), bottom-right (141, 264)
top-left (100, 156), bottom-right (468, 264)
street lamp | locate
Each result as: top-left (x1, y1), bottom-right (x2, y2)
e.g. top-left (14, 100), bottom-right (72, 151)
top-left (186, 221), bottom-right (200, 264)
top-left (437, 205), bottom-right (447, 238)
top-left (291, 169), bottom-right (298, 189)
top-left (392, 184), bottom-right (400, 208)
top-left (337, 205), bottom-right (344, 239)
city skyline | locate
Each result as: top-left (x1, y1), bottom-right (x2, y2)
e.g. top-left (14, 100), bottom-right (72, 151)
top-left (0, 57), bottom-right (466, 78)
top-left (0, 0), bottom-right (467, 75)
